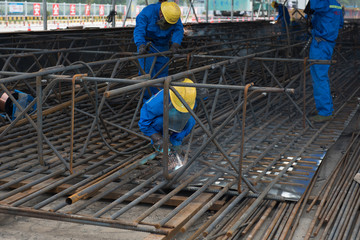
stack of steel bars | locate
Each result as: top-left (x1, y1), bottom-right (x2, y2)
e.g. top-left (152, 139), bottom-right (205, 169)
top-left (303, 132), bottom-right (360, 240)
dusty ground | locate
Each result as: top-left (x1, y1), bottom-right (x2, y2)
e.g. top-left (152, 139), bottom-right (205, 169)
top-left (0, 213), bottom-right (149, 240)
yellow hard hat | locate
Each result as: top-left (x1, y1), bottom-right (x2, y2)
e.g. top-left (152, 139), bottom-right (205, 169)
top-left (170, 78), bottom-right (196, 113)
top-left (161, 2), bottom-right (181, 24)
top-left (271, 1), bottom-right (277, 8)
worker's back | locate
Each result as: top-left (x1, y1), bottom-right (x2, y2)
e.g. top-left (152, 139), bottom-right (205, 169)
top-left (310, 0), bottom-right (343, 42)
top-left (133, 3), bottom-right (183, 49)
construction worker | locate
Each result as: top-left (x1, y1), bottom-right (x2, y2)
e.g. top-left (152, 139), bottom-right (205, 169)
top-left (134, 1), bottom-right (184, 100)
top-left (138, 78), bottom-right (196, 153)
top-left (271, 1), bottom-right (290, 32)
top-left (0, 90), bottom-right (36, 120)
top-left (306, 0), bottom-right (343, 122)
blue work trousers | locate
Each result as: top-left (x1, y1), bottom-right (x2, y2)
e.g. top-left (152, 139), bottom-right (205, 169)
top-left (138, 44), bottom-right (170, 101)
top-left (309, 39), bottom-right (335, 116)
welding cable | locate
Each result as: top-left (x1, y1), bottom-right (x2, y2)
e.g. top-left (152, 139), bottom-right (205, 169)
top-left (79, 61), bottom-right (151, 155)
top-left (65, 61), bottom-right (151, 155)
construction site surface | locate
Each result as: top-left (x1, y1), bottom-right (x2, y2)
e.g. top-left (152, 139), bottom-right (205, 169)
top-left (0, 19), bottom-right (360, 240)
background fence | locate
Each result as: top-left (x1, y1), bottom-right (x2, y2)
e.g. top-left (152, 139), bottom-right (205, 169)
top-left (0, 1), bottom-right (204, 20)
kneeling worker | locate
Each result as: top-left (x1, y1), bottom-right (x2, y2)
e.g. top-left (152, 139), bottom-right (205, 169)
top-left (138, 78), bottom-right (196, 154)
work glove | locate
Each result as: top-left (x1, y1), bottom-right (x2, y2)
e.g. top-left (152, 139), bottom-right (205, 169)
top-left (150, 133), bottom-right (163, 152)
top-left (138, 44), bottom-right (147, 55)
top-left (170, 43), bottom-right (180, 54)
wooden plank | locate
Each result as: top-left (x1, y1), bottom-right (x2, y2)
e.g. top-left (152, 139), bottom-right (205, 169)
top-left (2, 177), bottom-right (63, 204)
top-left (165, 193), bottom-right (213, 228)
top-left (159, 193), bottom-right (214, 240)
top-left (143, 234), bottom-right (166, 240)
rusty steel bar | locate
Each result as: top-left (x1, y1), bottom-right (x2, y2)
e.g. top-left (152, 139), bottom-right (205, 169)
top-left (156, 172), bottom-right (223, 228)
top-left (33, 154), bottom-right (144, 210)
top-left (238, 83), bottom-right (253, 193)
top-left (180, 181), bottom-right (236, 233)
top-left (6, 138), bottom-right (142, 205)
top-left (66, 152), bottom-right (157, 205)
top-left (203, 190), bottom-right (250, 237)
top-left (226, 108), bottom-right (341, 237)
top-left (103, 65), bottom-right (294, 98)
top-left (261, 61), bottom-right (314, 128)
top-left (93, 172), bottom-right (163, 218)
top-left (135, 167), bottom-right (210, 224)
top-left (110, 180), bottom-right (169, 220)
top-left (163, 77), bottom-right (171, 179)
top-left (342, 187), bottom-right (360, 239)
top-left (167, 86), bottom-right (260, 186)
top-left (0, 205), bottom-right (168, 235)
top-left (36, 74), bottom-right (44, 166)
top-left (330, 182), bottom-right (360, 239)
top-left (280, 160), bottom-right (320, 240)
top-left (65, 171), bottom-right (144, 215)
top-left (0, 23), bottom-right (357, 239)
top-left (70, 74), bottom-right (87, 174)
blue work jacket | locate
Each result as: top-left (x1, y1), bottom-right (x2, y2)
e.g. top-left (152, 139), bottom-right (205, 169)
top-left (138, 90), bottom-right (196, 146)
top-left (310, 0), bottom-right (344, 42)
top-left (134, 3), bottom-right (184, 100)
top-left (275, 4), bottom-right (290, 27)
top-left (133, 2), bottom-right (184, 50)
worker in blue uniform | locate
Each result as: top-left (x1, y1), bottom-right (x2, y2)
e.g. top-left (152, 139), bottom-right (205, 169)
top-left (271, 1), bottom-right (290, 32)
top-left (134, 1), bottom-right (184, 100)
top-left (307, 0), bottom-right (343, 122)
top-left (138, 78), bottom-right (196, 153)
top-left (0, 90), bottom-right (36, 121)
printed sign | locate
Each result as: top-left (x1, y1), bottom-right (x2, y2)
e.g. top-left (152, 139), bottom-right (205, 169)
top-left (70, 4), bottom-right (76, 16)
top-left (9, 3), bottom-right (24, 14)
top-left (85, 4), bottom-right (91, 16)
top-left (33, 3), bottom-right (41, 16)
top-left (99, 5), bottom-right (105, 16)
top-left (53, 4), bottom-right (59, 16)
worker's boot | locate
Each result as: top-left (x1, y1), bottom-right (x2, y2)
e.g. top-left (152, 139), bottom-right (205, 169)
top-left (310, 114), bottom-right (333, 123)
